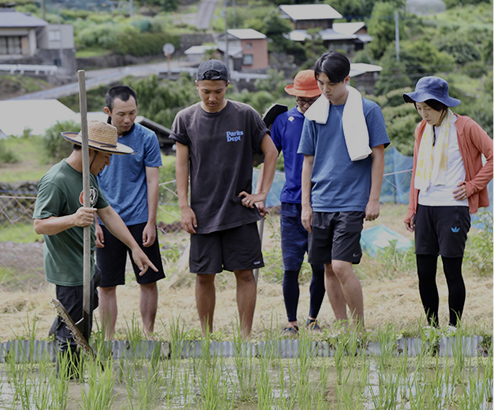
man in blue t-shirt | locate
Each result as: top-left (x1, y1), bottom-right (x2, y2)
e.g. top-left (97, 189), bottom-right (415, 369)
top-left (270, 70), bottom-right (325, 336)
top-left (96, 86), bottom-right (165, 340)
top-left (298, 51), bottom-right (390, 332)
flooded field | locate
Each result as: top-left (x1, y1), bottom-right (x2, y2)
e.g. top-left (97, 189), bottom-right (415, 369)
top-left (0, 330), bottom-right (492, 409)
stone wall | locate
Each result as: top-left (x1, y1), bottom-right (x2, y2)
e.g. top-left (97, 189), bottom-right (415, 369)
top-left (0, 181), bottom-right (38, 225)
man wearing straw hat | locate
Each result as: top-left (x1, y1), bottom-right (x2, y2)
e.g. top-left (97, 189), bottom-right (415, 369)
top-left (33, 120), bottom-right (157, 376)
top-left (269, 70), bottom-right (326, 336)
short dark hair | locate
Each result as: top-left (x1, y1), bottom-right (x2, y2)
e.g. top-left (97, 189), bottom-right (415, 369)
top-left (414, 99), bottom-right (448, 112)
top-left (105, 85), bottom-right (138, 112)
top-left (314, 51), bottom-right (350, 83)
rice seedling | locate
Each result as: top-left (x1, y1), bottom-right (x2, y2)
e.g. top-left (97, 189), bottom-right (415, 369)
top-left (232, 321), bottom-right (256, 402)
top-left (81, 357), bottom-right (117, 410)
top-left (0, 319), bottom-right (492, 409)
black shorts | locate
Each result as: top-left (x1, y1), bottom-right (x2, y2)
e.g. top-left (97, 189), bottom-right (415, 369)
top-left (190, 222), bottom-right (264, 274)
top-left (414, 205), bottom-right (470, 257)
top-left (96, 222), bottom-right (165, 288)
top-left (308, 211), bottom-right (365, 265)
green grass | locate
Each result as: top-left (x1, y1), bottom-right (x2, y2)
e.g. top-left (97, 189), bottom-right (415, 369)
top-left (426, 4), bottom-right (493, 31)
top-left (0, 135), bottom-right (52, 183)
top-left (0, 266), bottom-right (44, 291)
top-left (0, 223), bottom-right (42, 243)
top-left (0, 74), bottom-right (48, 96)
top-left (75, 47), bottom-right (111, 58)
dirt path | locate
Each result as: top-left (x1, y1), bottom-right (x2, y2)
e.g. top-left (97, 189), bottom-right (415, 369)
top-left (1, 209), bottom-right (491, 341)
top-left (0, 263), bottom-right (492, 342)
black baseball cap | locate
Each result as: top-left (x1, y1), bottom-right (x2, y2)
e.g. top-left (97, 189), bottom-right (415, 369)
top-left (196, 59), bottom-right (229, 82)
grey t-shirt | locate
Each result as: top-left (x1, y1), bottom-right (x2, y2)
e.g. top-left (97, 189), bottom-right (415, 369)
top-left (171, 100), bottom-right (268, 234)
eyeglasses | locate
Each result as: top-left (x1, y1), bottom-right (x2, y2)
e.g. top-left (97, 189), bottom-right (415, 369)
top-left (296, 97), bottom-right (318, 107)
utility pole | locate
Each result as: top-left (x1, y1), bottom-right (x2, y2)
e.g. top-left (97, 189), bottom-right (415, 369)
top-left (57, 8), bottom-right (63, 68)
top-left (224, 0), bottom-right (229, 69)
top-left (395, 10), bottom-right (400, 62)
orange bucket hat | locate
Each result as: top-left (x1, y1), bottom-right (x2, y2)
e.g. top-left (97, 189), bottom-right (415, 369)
top-left (284, 69), bottom-right (321, 98)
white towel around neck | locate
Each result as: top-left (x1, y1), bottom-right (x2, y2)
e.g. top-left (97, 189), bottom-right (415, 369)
top-left (304, 85), bottom-right (371, 161)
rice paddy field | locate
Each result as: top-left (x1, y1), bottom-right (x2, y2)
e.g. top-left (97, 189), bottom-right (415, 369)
top-left (0, 203), bottom-right (492, 409)
top-left (0, 323), bottom-right (492, 409)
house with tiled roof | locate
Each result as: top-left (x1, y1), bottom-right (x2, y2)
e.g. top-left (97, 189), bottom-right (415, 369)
top-left (184, 28), bottom-right (269, 72)
top-left (217, 29), bottom-right (269, 71)
top-left (0, 9), bottom-right (75, 73)
top-left (279, 4), bottom-right (372, 53)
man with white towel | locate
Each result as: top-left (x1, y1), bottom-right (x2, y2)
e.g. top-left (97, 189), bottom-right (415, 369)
top-left (298, 51), bottom-right (390, 332)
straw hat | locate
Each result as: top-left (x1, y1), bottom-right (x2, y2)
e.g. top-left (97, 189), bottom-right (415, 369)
top-left (61, 121), bottom-right (133, 155)
top-left (284, 70), bottom-right (321, 98)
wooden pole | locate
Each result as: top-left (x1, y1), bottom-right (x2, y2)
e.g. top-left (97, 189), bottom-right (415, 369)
top-left (78, 70), bottom-right (91, 341)
top-left (253, 217), bottom-right (264, 284)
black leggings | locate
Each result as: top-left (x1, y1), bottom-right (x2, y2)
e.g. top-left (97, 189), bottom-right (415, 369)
top-left (416, 254), bottom-right (465, 327)
top-left (283, 265), bottom-right (325, 323)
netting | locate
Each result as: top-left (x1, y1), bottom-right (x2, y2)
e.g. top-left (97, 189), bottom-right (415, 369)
top-left (255, 146), bottom-right (493, 217)
top-left (0, 147), bottom-right (491, 291)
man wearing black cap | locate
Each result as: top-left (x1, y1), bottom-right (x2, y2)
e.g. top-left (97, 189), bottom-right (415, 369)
top-left (171, 59), bottom-right (278, 339)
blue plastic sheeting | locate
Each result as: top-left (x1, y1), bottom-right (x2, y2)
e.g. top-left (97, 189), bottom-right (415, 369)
top-left (253, 146), bottom-right (414, 207)
top-left (381, 146), bottom-right (413, 204)
top-left (252, 168), bottom-right (285, 208)
top-left (360, 224), bottom-right (413, 257)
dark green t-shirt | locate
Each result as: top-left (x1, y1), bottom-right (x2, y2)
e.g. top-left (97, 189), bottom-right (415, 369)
top-left (33, 160), bottom-right (108, 286)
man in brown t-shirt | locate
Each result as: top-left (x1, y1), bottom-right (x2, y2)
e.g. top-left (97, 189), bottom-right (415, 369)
top-left (171, 59), bottom-right (278, 339)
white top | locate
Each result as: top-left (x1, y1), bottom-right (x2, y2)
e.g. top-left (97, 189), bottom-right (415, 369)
top-left (418, 119), bottom-right (469, 207)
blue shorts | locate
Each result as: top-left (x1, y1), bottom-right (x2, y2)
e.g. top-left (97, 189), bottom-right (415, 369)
top-left (415, 205), bottom-right (470, 257)
top-left (190, 223), bottom-right (264, 274)
top-left (308, 211), bottom-right (365, 265)
top-left (280, 202), bottom-right (310, 271)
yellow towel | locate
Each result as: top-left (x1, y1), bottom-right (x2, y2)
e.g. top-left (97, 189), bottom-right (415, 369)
top-left (414, 109), bottom-right (455, 190)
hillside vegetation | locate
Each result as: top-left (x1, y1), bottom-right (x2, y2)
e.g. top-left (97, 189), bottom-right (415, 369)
top-left (8, 0), bottom-right (493, 158)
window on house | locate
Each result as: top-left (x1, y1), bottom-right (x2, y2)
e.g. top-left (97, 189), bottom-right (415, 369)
top-left (246, 42), bottom-right (252, 49)
top-left (0, 36), bottom-right (22, 54)
top-left (243, 54), bottom-right (253, 66)
top-left (48, 30), bottom-right (61, 42)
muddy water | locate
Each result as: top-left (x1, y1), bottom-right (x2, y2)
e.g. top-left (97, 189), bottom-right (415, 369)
top-left (0, 355), bottom-right (491, 409)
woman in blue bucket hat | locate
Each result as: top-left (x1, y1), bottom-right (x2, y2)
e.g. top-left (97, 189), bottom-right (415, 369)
top-left (403, 76), bottom-right (493, 333)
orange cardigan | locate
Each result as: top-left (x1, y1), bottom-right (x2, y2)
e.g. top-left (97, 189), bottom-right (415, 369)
top-left (404, 115), bottom-right (493, 224)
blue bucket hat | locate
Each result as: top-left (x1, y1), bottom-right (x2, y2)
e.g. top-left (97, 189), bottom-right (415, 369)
top-left (403, 76), bottom-right (461, 107)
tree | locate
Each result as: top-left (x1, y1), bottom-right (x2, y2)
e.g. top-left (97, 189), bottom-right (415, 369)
top-left (375, 54), bottom-right (412, 95)
top-left (367, 2), bottom-right (406, 61)
top-left (435, 32), bottom-right (481, 65)
top-left (398, 39), bottom-right (456, 83)
top-left (254, 69), bottom-right (287, 98)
